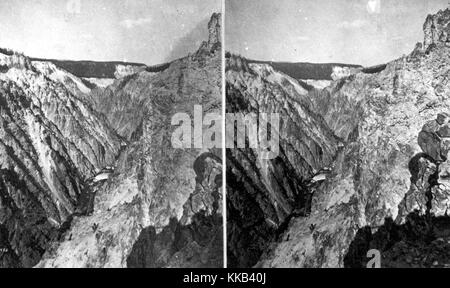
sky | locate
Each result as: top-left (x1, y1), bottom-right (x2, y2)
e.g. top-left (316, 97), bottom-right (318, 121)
top-left (226, 0), bottom-right (450, 66)
top-left (0, 0), bottom-right (221, 65)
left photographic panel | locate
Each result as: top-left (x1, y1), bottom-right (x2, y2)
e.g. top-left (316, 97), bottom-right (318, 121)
top-left (0, 0), bottom-right (223, 268)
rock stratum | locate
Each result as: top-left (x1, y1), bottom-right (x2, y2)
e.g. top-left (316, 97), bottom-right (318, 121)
top-left (0, 13), bottom-right (222, 268)
top-left (227, 9), bottom-right (450, 268)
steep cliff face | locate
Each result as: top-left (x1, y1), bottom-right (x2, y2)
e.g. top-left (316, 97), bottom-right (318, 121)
top-left (91, 13), bottom-right (223, 142)
top-left (0, 51), bottom-right (122, 267)
top-left (35, 13), bottom-right (223, 268)
top-left (126, 153), bottom-right (223, 268)
top-left (424, 9), bottom-right (450, 50)
top-left (0, 13), bottom-right (222, 268)
top-left (226, 55), bottom-right (342, 267)
top-left (228, 9), bottom-right (450, 268)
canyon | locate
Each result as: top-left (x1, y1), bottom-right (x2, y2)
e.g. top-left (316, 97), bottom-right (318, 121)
top-left (0, 13), bottom-right (222, 268)
top-left (227, 9), bottom-right (450, 268)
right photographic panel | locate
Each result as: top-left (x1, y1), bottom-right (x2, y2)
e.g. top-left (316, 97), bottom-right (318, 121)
top-left (225, 0), bottom-right (450, 268)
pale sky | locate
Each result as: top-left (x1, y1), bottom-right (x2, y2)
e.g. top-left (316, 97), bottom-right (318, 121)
top-left (0, 0), bottom-right (221, 65)
top-left (226, 0), bottom-right (449, 66)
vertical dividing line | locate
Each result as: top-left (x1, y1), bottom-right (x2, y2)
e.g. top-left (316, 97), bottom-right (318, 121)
top-left (221, 0), bottom-right (227, 269)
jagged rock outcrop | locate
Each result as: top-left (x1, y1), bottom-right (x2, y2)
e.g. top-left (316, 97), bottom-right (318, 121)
top-left (35, 13), bottom-right (223, 268)
top-left (207, 13), bottom-right (221, 51)
top-left (198, 13), bottom-right (221, 55)
top-left (396, 113), bottom-right (450, 220)
top-left (228, 9), bottom-right (450, 268)
top-left (424, 9), bottom-right (450, 50)
top-left (344, 120), bottom-right (450, 268)
top-left (126, 154), bottom-right (223, 268)
top-left (396, 154), bottom-right (436, 222)
top-left (0, 13), bottom-right (222, 268)
top-left (400, 113), bottom-right (450, 218)
top-left (91, 14), bottom-right (222, 142)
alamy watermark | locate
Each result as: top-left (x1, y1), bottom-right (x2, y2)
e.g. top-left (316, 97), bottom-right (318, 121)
top-left (367, 249), bottom-right (381, 268)
top-left (171, 105), bottom-right (280, 160)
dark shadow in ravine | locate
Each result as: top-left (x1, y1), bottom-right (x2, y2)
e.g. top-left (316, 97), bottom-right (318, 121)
top-left (126, 212), bottom-right (223, 268)
top-left (345, 152), bottom-right (450, 268)
top-left (127, 152), bottom-right (223, 268)
top-left (344, 213), bottom-right (450, 268)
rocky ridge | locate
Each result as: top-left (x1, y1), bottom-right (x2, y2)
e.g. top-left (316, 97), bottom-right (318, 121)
top-left (227, 8), bottom-right (450, 268)
top-left (226, 54), bottom-right (341, 267)
top-left (36, 12), bottom-right (223, 268)
top-left (0, 13), bottom-right (222, 268)
top-left (0, 50), bottom-right (122, 267)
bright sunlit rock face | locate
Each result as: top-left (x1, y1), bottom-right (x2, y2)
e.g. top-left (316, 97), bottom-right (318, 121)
top-left (227, 8), bottom-right (450, 268)
top-left (0, 13), bottom-right (223, 268)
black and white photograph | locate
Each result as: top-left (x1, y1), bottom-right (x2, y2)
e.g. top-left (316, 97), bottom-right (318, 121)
top-left (0, 0), bottom-right (223, 268)
top-left (1, 0), bottom-right (450, 275)
top-left (226, 0), bottom-right (450, 268)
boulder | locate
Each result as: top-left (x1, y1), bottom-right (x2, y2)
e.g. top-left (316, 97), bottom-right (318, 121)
top-left (437, 113), bottom-right (449, 125)
top-left (418, 116), bottom-right (450, 162)
top-left (437, 125), bottom-right (450, 138)
top-left (418, 131), bottom-right (443, 162)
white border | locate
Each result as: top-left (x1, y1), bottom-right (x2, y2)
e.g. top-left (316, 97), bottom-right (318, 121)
top-left (221, 0), bottom-right (227, 269)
